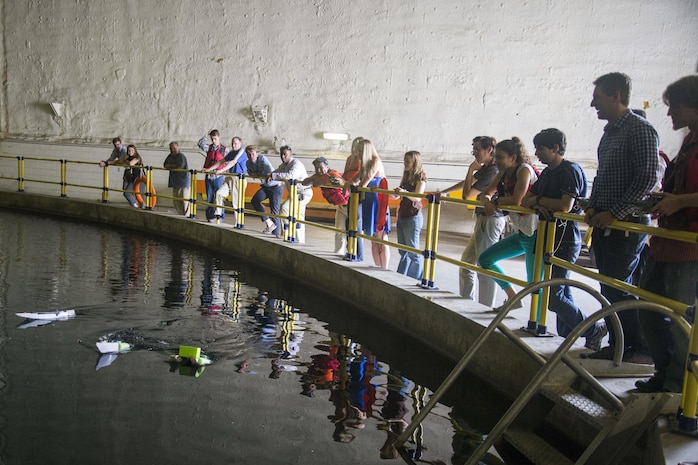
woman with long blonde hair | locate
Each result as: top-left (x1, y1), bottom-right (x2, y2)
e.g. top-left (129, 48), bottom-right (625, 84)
top-left (338, 137), bottom-right (364, 258)
top-left (356, 139), bottom-right (390, 268)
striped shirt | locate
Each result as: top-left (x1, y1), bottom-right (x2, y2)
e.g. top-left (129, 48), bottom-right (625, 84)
top-left (588, 110), bottom-right (660, 219)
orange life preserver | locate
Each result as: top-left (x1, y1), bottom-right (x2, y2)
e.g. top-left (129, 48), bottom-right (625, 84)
top-left (134, 176), bottom-right (157, 208)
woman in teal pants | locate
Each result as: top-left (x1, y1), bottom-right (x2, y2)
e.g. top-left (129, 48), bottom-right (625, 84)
top-left (478, 138), bottom-right (539, 311)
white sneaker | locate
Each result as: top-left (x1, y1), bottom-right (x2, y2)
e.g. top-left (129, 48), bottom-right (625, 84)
top-left (262, 223), bottom-right (277, 234)
top-left (493, 299), bottom-right (524, 312)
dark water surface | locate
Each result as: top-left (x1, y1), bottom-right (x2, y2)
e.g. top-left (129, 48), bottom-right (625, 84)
top-left (0, 210), bottom-right (506, 465)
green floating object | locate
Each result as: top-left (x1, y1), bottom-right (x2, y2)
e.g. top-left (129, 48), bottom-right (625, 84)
top-left (179, 365), bottom-right (205, 377)
top-left (178, 346), bottom-right (201, 359)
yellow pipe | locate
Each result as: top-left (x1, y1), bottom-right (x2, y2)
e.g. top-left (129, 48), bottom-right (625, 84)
top-left (553, 211), bottom-right (698, 244)
top-left (101, 163), bottom-right (109, 203)
top-left (547, 255), bottom-right (691, 315)
top-left (17, 156), bottom-right (25, 192)
top-left (236, 175), bottom-right (246, 228)
top-left (536, 221), bottom-right (557, 333)
top-left (346, 187), bottom-right (359, 260)
top-left (528, 221), bottom-right (546, 328)
top-left (426, 198), bottom-right (442, 288)
top-left (190, 171), bottom-right (198, 218)
top-left (286, 180), bottom-right (298, 242)
top-left (679, 290), bottom-right (698, 423)
top-left (421, 195), bottom-right (436, 286)
top-left (60, 160), bottom-right (67, 197)
top-left (145, 167), bottom-right (153, 209)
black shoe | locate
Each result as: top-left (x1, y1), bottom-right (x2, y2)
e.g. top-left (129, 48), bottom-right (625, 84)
top-left (580, 345), bottom-right (614, 360)
top-left (622, 349), bottom-right (653, 365)
top-left (635, 376), bottom-right (667, 393)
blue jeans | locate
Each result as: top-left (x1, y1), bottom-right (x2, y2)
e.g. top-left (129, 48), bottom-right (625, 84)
top-left (397, 213), bottom-right (423, 279)
top-left (549, 242), bottom-right (594, 339)
top-left (205, 175), bottom-right (225, 220)
top-left (639, 258), bottom-right (696, 385)
top-left (251, 184), bottom-right (283, 233)
top-left (592, 223), bottom-right (650, 352)
top-left (478, 231), bottom-right (538, 290)
top-left (123, 179), bottom-right (137, 206)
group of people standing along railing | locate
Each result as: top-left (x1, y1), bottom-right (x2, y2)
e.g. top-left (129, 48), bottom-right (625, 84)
top-left (3, 73), bottom-right (698, 430)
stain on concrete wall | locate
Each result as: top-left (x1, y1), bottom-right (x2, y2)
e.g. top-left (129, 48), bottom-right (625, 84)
top-left (1, 0), bottom-right (697, 162)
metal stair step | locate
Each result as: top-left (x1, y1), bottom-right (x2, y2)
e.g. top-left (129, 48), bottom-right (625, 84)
top-left (540, 383), bottom-right (613, 430)
top-left (503, 427), bottom-right (574, 465)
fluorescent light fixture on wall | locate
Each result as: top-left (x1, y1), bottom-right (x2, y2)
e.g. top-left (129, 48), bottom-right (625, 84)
top-left (50, 102), bottom-right (64, 118)
top-left (322, 132), bottom-right (350, 141)
top-left (322, 132), bottom-right (350, 150)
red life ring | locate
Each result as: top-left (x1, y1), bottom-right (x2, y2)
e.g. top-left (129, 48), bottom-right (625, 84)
top-left (134, 176), bottom-right (157, 208)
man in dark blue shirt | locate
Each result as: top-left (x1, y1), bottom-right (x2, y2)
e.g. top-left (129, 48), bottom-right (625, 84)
top-left (522, 128), bottom-right (607, 352)
top-left (163, 141), bottom-right (190, 216)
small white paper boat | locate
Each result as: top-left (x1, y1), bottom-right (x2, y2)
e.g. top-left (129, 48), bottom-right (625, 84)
top-left (96, 341), bottom-right (131, 354)
top-left (15, 309), bottom-right (76, 320)
top-left (17, 319), bottom-right (53, 329)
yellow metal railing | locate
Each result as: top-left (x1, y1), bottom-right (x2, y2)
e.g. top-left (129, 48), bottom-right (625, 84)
top-left (2, 153), bottom-right (697, 436)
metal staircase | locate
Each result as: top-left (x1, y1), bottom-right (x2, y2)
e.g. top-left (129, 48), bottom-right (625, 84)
top-left (500, 381), bottom-right (671, 464)
top-left (395, 279), bottom-right (691, 465)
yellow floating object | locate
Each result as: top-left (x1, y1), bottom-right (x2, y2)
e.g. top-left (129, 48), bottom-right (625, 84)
top-left (178, 346), bottom-right (201, 359)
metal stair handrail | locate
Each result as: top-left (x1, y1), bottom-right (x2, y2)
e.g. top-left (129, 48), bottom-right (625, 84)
top-left (395, 277), bottom-right (622, 447)
top-left (462, 299), bottom-right (687, 465)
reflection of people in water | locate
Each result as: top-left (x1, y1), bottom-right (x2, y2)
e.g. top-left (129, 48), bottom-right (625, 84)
top-left (448, 409), bottom-right (505, 465)
top-left (113, 236), bottom-right (140, 295)
top-left (163, 248), bottom-right (189, 308)
top-left (326, 334), bottom-right (369, 443)
top-left (328, 387), bottom-right (366, 443)
top-left (299, 345), bottom-right (340, 395)
top-left (200, 258), bottom-right (223, 311)
top-left (378, 368), bottom-right (410, 459)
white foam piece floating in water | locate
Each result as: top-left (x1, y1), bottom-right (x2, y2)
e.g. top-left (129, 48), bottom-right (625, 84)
top-left (95, 354), bottom-right (118, 370)
top-left (96, 341), bottom-right (131, 354)
top-left (15, 309), bottom-right (76, 320)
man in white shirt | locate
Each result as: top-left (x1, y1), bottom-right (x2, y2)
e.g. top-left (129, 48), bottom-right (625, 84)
top-left (269, 146), bottom-right (313, 243)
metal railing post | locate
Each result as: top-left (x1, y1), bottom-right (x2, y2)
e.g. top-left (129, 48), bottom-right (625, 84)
top-left (17, 156), bottom-right (25, 192)
top-left (676, 282), bottom-right (698, 435)
top-left (424, 194), bottom-right (441, 289)
top-left (144, 166), bottom-right (153, 210)
top-left (345, 185), bottom-right (360, 261)
top-left (235, 174), bottom-right (246, 229)
top-left (286, 179), bottom-right (298, 243)
top-left (420, 194), bottom-right (437, 288)
top-left (535, 220), bottom-right (557, 336)
top-left (526, 221), bottom-right (546, 332)
top-left (101, 163), bottom-right (109, 203)
top-left (189, 171), bottom-right (197, 218)
top-left (60, 159), bottom-right (67, 197)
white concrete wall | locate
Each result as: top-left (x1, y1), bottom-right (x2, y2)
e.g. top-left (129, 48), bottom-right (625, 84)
top-left (1, 0), bottom-right (697, 165)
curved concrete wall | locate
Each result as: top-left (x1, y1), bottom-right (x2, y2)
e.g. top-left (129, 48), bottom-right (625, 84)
top-left (0, 1), bottom-right (696, 163)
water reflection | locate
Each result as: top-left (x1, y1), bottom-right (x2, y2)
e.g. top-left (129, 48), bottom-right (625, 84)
top-left (0, 210), bottom-right (505, 465)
